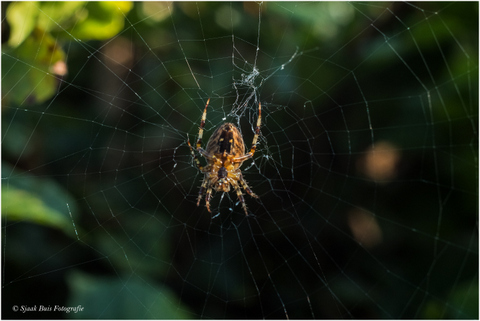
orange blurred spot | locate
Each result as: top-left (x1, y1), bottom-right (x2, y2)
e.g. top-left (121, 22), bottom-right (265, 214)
top-left (102, 36), bottom-right (134, 72)
top-left (357, 141), bottom-right (400, 183)
top-left (50, 60), bottom-right (68, 76)
top-left (347, 209), bottom-right (383, 249)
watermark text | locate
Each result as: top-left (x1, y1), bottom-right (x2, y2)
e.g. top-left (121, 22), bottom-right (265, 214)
top-left (12, 305), bottom-right (84, 314)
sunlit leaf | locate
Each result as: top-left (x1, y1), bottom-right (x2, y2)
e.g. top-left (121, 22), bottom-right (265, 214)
top-left (2, 187), bottom-right (71, 233)
top-left (2, 1), bottom-right (133, 105)
top-left (68, 2), bottom-right (133, 40)
top-left (36, 1), bottom-right (87, 34)
top-left (6, 1), bottom-right (39, 47)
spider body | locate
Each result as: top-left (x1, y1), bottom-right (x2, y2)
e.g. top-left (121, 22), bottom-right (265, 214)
top-left (188, 99), bottom-right (261, 215)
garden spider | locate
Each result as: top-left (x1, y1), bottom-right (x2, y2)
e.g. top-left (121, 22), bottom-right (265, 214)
top-left (187, 99), bottom-right (261, 215)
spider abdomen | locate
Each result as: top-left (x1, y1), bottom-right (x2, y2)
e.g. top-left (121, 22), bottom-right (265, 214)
top-left (206, 123), bottom-right (245, 158)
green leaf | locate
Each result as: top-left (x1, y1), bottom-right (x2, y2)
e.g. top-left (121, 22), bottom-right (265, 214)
top-left (2, 163), bottom-right (79, 238)
top-left (6, 1), bottom-right (39, 47)
top-left (2, 187), bottom-right (70, 232)
top-left (2, 1), bottom-right (133, 105)
top-left (2, 28), bottom-right (66, 105)
top-left (67, 2), bottom-right (133, 40)
top-left (67, 271), bottom-right (193, 319)
top-left (36, 1), bottom-right (87, 34)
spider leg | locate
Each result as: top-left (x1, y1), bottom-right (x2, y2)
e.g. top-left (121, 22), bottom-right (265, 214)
top-left (239, 172), bottom-right (258, 198)
top-left (249, 102), bottom-right (262, 155)
top-left (187, 98), bottom-right (212, 171)
top-left (233, 102), bottom-right (262, 162)
top-left (196, 98), bottom-right (211, 150)
top-left (196, 176), bottom-right (208, 207)
top-left (232, 180), bottom-right (249, 215)
top-left (187, 136), bottom-right (204, 171)
top-left (204, 186), bottom-right (213, 213)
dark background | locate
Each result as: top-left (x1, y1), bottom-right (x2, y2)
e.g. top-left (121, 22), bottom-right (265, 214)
top-left (2, 2), bottom-right (478, 319)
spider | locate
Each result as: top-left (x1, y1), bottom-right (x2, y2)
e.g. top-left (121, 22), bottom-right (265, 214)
top-left (187, 98), bottom-right (261, 215)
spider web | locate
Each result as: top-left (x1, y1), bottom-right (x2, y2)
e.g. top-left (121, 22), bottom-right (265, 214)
top-left (2, 2), bottom-right (478, 319)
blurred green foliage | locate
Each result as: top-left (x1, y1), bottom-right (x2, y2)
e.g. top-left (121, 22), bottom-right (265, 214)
top-left (67, 271), bottom-right (193, 319)
top-left (2, 2), bottom-right (478, 319)
top-left (423, 279), bottom-right (479, 319)
top-left (2, 1), bottom-right (133, 105)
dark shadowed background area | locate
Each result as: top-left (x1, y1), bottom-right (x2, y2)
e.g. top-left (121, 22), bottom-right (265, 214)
top-left (2, 2), bottom-right (478, 319)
